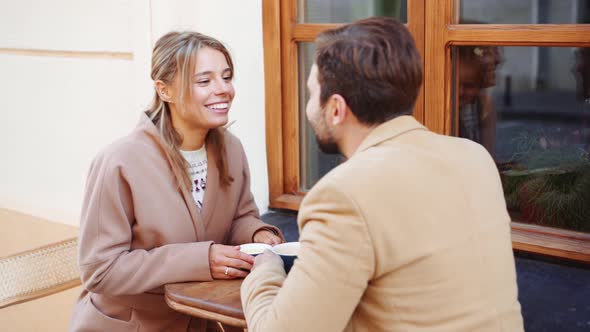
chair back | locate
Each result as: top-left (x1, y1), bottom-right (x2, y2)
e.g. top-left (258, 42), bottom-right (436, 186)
top-left (0, 237), bottom-right (80, 308)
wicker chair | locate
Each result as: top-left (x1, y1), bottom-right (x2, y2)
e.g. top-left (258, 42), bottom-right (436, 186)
top-left (0, 237), bottom-right (80, 308)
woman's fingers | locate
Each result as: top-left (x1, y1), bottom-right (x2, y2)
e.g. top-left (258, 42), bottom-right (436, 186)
top-left (211, 245), bottom-right (254, 264)
top-left (224, 267), bottom-right (248, 279)
top-left (218, 246), bottom-right (255, 264)
top-left (267, 234), bottom-right (284, 245)
top-left (210, 244), bottom-right (257, 279)
top-left (213, 265), bottom-right (248, 279)
top-left (223, 257), bottom-right (253, 271)
top-left (228, 250), bottom-right (256, 264)
top-left (268, 235), bottom-right (282, 245)
top-left (253, 230), bottom-right (284, 245)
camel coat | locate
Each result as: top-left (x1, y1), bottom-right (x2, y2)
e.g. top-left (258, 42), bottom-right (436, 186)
top-left (242, 116), bottom-right (523, 332)
top-left (70, 114), bottom-right (281, 332)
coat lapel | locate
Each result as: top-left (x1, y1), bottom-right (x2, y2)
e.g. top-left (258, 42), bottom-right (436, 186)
top-left (179, 183), bottom-right (206, 242)
top-left (137, 113), bottom-right (207, 242)
top-left (200, 143), bottom-right (220, 229)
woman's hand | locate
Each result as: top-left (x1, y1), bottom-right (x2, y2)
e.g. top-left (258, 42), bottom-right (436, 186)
top-left (209, 244), bottom-right (255, 279)
top-left (253, 229), bottom-right (283, 245)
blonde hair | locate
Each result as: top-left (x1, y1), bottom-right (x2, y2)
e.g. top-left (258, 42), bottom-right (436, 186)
top-left (147, 31), bottom-right (234, 191)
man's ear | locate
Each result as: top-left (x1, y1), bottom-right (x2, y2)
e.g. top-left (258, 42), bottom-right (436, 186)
top-left (155, 80), bottom-right (173, 103)
top-left (326, 94), bottom-right (349, 126)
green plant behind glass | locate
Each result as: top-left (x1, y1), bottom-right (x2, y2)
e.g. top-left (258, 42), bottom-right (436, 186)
top-left (502, 129), bottom-right (590, 232)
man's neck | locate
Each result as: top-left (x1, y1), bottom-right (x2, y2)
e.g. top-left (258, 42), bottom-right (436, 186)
top-left (339, 123), bottom-right (377, 159)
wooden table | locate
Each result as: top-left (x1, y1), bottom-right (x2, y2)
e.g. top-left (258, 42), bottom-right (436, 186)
top-left (165, 280), bottom-right (247, 329)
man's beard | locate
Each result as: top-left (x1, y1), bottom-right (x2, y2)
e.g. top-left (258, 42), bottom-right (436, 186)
top-left (315, 134), bottom-right (340, 155)
top-left (310, 117), bottom-right (340, 155)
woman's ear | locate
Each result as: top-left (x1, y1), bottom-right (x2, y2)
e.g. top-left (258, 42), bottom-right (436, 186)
top-left (155, 80), bottom-right (173, 102)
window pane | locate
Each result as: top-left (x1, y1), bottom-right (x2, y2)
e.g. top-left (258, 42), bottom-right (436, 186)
top-left (452, 45), bottom-right (590, 233)
top-left (298, 42), bottom-right (344, 190)
top-left (298, 0), bottom-right (407, 24)
top-left (460, 0), bottom-right (590, 24)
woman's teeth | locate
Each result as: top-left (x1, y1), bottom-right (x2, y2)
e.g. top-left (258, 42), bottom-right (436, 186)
top-left (207, 103), bottom-right (228, 110)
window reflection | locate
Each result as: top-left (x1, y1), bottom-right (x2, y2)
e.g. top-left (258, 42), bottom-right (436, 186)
top-left (460, 0), bottom-right (590, 24)
top-left (298, 0), bottom-right (407, 24)
top-left (457, 45), bottom-right (504, 154)
top-left (575, 48), bottom-right (590, 102)
top-left (454, 46), bottom-right (590, 233)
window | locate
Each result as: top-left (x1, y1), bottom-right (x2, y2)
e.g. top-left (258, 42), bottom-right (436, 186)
top-left (427, 1), bottom-right (590, 261)
top-left (453, 45), bottom-right (590, 234)
top-left (263, 0), bottom-right (590, 262)
top-left (298, 0), bottom-right (408, 24)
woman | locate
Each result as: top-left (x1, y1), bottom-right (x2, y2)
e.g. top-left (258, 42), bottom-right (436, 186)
top-left (70, 31), bottom-right (284, 332)
top-left (458, 45), bottom-right (502, 156)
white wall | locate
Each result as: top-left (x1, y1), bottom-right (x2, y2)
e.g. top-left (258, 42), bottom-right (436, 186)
top-left (0, 0), bottom-right (269, 226)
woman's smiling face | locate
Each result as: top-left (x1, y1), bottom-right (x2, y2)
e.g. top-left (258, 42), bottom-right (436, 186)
top-left (171, 46), bottom-right (235, 131)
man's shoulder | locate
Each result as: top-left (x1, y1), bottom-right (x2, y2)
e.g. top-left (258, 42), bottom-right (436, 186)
top-left (324, 144), bottom-right (411, 181)
top-left (304, 153), bottom-right (385, 201)
top-left (307, 132), bottom-right (494, 194)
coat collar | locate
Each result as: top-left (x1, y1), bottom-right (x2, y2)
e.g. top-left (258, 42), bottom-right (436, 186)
top-left (354, 115), bottom-right (428, 155)
top-left (135, 113), bottom-right (211, 241)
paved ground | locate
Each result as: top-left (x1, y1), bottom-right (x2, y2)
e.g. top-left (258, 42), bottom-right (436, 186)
top-left (261, 210), bottom-right (590, 332)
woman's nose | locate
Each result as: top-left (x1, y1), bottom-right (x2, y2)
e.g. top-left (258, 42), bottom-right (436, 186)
top-left (214, 79), bottom-right (232, 95)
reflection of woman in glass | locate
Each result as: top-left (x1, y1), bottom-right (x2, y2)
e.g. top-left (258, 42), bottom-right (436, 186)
top-left (573, 48), bottom-right (590, 153)
top-left (458, 45), bottom-right (503, 156)
top-left (574, 47), bottom-right (590, 103)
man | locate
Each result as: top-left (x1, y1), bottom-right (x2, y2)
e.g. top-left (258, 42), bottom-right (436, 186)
top-left (241, 17), bottom-right (524, 332)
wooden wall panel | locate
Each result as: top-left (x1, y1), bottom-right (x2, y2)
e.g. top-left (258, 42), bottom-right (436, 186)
top-left (280, 0), bottom-right (301, 196)
top-left (424, 0), bottom-right (453, 134)
top-left (262, 0), bottom-right (285, 202)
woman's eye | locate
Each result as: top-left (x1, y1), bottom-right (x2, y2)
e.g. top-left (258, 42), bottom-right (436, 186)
top-left (197, 80), bottom-right (210, 84)
top-left (223, 76), bottom-right (233, 81)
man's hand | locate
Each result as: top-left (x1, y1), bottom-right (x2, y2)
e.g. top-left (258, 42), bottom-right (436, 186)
top-left (253, 229), bottom-right (283, 245)
top-left (252, 249), bottom-right (284, 272)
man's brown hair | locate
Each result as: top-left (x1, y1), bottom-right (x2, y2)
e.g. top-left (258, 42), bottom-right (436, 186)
top-left (315, 17), bottom-right (423, 124)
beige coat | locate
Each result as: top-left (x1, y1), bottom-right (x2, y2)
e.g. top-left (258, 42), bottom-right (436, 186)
top-left (70, 114), bottom-right (281, 332)
top-left (242, 116), bottom-right (524, 332)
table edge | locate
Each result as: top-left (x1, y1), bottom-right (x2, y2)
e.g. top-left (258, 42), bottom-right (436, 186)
top-left (165, 295), bottom-right (247, 328)
top-left (164, 282), bottom-right (245, 319)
